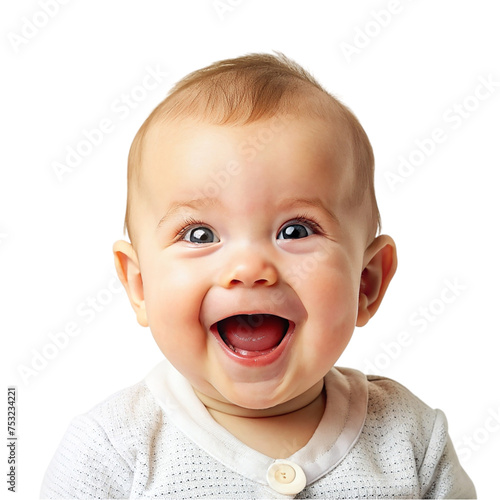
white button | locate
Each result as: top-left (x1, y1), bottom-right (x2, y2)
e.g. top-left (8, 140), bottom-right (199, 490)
top-left (267, 460), bottom-right (306, 495)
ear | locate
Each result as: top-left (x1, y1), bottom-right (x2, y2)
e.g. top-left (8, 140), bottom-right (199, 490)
top-left (356, 235), bottom-right (397, 327)
top-left (113, 240), bottom-right (148, 327)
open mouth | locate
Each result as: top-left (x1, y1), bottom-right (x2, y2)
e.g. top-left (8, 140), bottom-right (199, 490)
top-left (214, 314), bottom-right (291, 358)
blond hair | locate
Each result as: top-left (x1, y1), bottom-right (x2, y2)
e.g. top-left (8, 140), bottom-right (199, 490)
top-left (124, 53), bottom-right (380, 241)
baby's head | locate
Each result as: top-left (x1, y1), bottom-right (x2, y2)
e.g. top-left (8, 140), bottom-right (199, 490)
top-left (113, 53), bottom-right (397, 411)
top-left (124, 53), bottom-right (380, 246)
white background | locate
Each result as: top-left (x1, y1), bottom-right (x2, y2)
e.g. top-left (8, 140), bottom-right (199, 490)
top-left (2, 0), bottom-right (499, 497)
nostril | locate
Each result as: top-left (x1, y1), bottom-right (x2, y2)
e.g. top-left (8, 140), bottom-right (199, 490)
top-left (229, 278), bottom-right (269, 287)
top-left (254, 279), bottom-right (269, 285)
top-left (221, 260), bottom-right (279, 288)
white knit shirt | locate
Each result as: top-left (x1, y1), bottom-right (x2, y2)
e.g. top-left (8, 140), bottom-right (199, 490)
top-left (41, 361), bottom-right (476, 499)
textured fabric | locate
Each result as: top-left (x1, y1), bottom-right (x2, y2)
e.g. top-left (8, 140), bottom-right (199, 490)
top-left (40, 361), bottom-right (476, 499)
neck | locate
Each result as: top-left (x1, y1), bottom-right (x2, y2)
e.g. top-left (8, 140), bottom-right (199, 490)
top-left (193, 379), bottom-right (325, 418)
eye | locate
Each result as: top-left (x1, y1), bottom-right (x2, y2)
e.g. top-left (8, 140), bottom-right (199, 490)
top-left (182, 226), bottom-right (220, 244)
top-left (277, 221), bottom-right (314, 240)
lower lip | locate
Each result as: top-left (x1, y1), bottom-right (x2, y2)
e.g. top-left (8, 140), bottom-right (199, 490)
top-left (210, 322), bottom-right (295, 367)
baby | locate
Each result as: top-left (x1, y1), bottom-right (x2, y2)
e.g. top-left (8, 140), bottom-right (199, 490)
top-left (41, 53), bottom-right (476, 499)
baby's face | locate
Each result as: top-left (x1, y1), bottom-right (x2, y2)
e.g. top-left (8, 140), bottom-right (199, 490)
top-left (129, 115), bottom-right (374, 410)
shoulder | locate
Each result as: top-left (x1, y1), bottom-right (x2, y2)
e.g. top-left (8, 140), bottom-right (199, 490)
top-left (316, 371), bottom-right (475, 498)
top-left (363, 375), bottom-right (440, 457)
top-left (361, 375), bottom-right (475, 497)
top-left (87, 380), bottom-right (164, 445)
top-left (365, 375), bottom-right (438, 426)
top-left (69, 380), bottom-right (166, 468)
top-left (41, 381), bottom-right (163, 499)
top-left (334, 369), bottom-right (438, 433)
top-left (332, 369), bottom-right (440, 467)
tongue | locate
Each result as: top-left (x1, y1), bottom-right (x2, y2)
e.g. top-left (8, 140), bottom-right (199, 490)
top-left (218, 314), bottom-right (288, 353)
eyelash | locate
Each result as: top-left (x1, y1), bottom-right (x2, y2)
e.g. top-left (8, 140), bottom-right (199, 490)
top-left (174, 217), bottom-right (209, 241)
top-left (284, 214), bottom-right (324, 236)
top-left (173, 214), bottom-right (324, 241)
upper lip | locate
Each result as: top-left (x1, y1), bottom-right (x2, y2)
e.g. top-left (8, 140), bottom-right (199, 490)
top-left (201, 290), bottom-right (306, 331)
top-left (210, 311), bottom-right (292, 328)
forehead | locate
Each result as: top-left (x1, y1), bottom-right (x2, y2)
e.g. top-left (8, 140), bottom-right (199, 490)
top-left (139, 114), bottom-right (354, 206)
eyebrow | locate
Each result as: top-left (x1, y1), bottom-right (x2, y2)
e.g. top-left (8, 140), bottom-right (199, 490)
top-left (156, 198), bottom-right (221, 229)
top-left (156, 196), bottom-right (339, 230)
top-left (278, 197), bottom-right (340, 226)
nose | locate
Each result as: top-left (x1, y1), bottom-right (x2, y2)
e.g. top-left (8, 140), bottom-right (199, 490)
top-left (219, 250), bottom-right (279, 288)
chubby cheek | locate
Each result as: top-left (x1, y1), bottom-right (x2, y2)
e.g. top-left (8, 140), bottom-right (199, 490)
top-left (141, 259), bottom-right (209, 359)
top-left (298, 264), bottom-right (359, 366)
